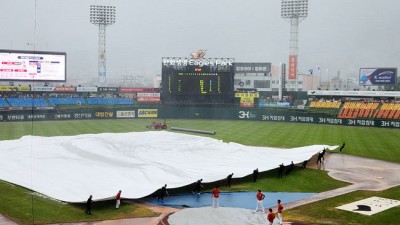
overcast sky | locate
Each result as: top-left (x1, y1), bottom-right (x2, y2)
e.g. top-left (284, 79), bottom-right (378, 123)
top-left (0, 0), bottom-right (399, 85)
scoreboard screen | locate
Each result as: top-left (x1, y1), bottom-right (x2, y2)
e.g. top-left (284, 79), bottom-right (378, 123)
top-left (161, 58), bottom-right (235, 104)
top-left (0, 49), bottom-right (66, 81)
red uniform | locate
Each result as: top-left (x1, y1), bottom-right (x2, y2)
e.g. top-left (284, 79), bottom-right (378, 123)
top-left (212, 187), bottom-right (220, 198)
top-left (212, 187), bottom-right (220, 207)
top-left (115, 190), bottom-right (122, 209)
top-left (278, 203), bottom-right (283, 213)
top-left (277, 202), bottom-right (284, 224)
top-left (255, 191), bottom-right (265, 212)
top-left (256, 192), bottom-right (265, 200)
top-left (267, 211), bottom-right (275, 224)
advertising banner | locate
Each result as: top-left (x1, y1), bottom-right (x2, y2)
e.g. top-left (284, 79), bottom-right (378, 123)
top-left (116, 111), bottom-right (135, 118)
top-left (95, 112), bottom-right (114, 118)
top-left (0, 86), bottom-right (17, 91)
top-left (17, 86), bottom-right (30, 92)
top-left (137, 92), bottom-right (160, 102)
top-left (119, 88), bottom-right (159, 93)
top-left (288, 55), bottom-right (297, 80)
top-left (77, 86), bottom-right (97, 92)
top-left (32, 86), bottom-right (54, 92)
top-left (234, 63), bottom-right (271, 74)
top-left (54, 86), bottom-right (76, 92)
top-left (235, 92), bottom-right (259, 108)
top-left (138, 109), bottom-right (158, 118)
top-left (98, 87), bottom-right (118, 92)
top-left (0, 85), bottom-right (30, 92)
top-left (259, 102), bottom-right (290, 108)
top-left (359, 68), bottom-right (397, 85)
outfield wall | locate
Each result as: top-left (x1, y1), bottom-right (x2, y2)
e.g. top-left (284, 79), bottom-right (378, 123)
top-left (0, 107), bottom-right (399, 129)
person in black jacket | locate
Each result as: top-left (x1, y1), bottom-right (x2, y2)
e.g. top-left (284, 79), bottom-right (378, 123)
top-left (226, 173), bottom-right (233, 187)
top-left (339, 142), bottom-right (345, 153)
top-left (253, 168), bottom-right (259, 182)
top-left (278, 163), bottom-right (284, 178)
top-left (85, 195), bottom-right (93, 215)
top-left (192, 179), bottom-right (203, 194)
top-left (157, 184), bottom-right (169, 201)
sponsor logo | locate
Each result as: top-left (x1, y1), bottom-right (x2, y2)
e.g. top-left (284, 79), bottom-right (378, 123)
top-left (116, 111), bottom-right (135, 118)
top-left (138, 109), bottom-right (158, 118)
top-left (73, 113), bottom-right (92, 119)
top-left (162, 58), bottom-right (234, 67)
top-left (238, 111), bottom-right (257, 119)
top-left (95, 112), bottom-right (114, 118)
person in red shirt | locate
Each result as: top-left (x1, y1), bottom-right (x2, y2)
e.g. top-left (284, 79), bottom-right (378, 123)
top-left (277, 199), bottom-right (284, 225)
top-left (255, 190), bottom-right (265, 213)
top-left (267, 208), bottom-right (275, 225)
top-left (115, 190), bottom-right (122, 209)
top-left (212, 185), bottom-right (220, 208)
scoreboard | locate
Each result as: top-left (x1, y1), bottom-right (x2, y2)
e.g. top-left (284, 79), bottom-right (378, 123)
top-left (161, 57), bottom-right (235, 104)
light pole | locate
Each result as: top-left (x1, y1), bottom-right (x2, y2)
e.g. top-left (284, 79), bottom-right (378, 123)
top-left (326, 69), bottom-right (330, 90)
top-left (90, 5), bottom-right (116, 86)
top-left (281, 0), bottom-right (308, 91)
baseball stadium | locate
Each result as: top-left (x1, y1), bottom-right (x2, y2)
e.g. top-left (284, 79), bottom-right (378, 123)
top-left (1, 1), bottom-right (400, 225)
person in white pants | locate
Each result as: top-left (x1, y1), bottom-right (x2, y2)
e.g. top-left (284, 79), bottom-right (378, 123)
top-left (277, 199), bottom-right (284, 225)
top-left (116, 190), bottom-right (122, 209)
top-left (255, 190), bottom-right (265, 212)
top-left (212, 185), bottom-right (220, 208)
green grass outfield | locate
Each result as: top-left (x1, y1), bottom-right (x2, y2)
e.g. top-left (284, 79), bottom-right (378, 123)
top-left (2, 119), bottom-right (400, 162)
top-left (1, 119), bottom-right (400, 224)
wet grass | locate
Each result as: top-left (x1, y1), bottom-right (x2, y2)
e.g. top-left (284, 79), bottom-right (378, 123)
top-left (1, 119), bottom-right (399, 224)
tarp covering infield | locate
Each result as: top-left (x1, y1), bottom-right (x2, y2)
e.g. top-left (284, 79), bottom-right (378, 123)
top-left (0, 131), bottom-right (338, 203)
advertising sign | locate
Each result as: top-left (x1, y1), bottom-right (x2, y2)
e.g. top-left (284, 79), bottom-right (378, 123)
top-left (0, 86), bottom-right (30, 92)
top-left (98, 87), bottom-right (118, 92)
top-left (119, 87), bottom-right (159, 93)
top-left (77, 86), bottom-right (97, 92)
top-left (259, 102), bottom-right (290, 108)
top-left (234, 63), bottom-right (271, 74)
top-left (359, 68), bottom-right (397, 85)
top-left (32, 86), bottom-right (54, 92)
top-left (235, 92), bottom-right (259, 108)
top-left (288, 55), bottom-right (297, 80)
top-left (138, 109), bottom-right (158, 118)
top-left (116, 111), bottom-right (136, 118)
top-left (137, 92), bottom-right (160, 102)
top-left (54, 86), bottom-right (76, 92)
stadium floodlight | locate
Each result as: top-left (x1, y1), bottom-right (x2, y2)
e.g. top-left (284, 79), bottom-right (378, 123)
top-left (281, 0), bottom-right (308, 82)
top-left (90, 5), bottom-right (116, 85)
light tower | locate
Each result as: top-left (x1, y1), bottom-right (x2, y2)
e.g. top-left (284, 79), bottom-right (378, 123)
top-left (281, 0), bottom-right (308, 85)
top-left (90, 5), bottom-right (116, 85)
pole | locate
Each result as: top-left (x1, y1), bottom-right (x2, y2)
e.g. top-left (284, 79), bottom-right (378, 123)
top-left (326, 69), bottom-right (329, 90)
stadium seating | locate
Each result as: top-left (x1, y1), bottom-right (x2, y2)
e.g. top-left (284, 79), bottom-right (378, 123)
top-left (0, 98), bottom-right (8, 107)
top-left (373, 103), bottom-right (400, 120)
top-left (87, 97), bottom-right (133, 105)
top-left (7, 98), bottom-right (49, 107)
top-left (338, 102), bottom-right (380, 119)
top-left (48, 98), bottom-right (85, 106)
top-left (309, 101), bottom-right (341, 109)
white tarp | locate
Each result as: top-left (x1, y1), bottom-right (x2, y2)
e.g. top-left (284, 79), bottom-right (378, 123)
top-left (0, 131), bottom-right (337, 203)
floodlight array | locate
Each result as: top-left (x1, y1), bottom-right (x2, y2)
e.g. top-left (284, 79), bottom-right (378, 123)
top-left (281, 0), bottom-right (308, 18)
top-left (90, 5), bottom-right (116, 26)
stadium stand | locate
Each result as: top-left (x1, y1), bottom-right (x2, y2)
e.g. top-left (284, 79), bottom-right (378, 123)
top-left (0, 98), bottom-right (8, 107)
top-left (373, 103), bottom-right (400, 120)
top-left (338, 102), bottom-right (380, 119)
top-left (7, 97), bottom-right (49, 107)
top-left (309, 101), bottom-right (341, 109)
top-left (87, 97), bottom-right (133, 105)
top-left (48, 97), bottom-right (86, 106)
